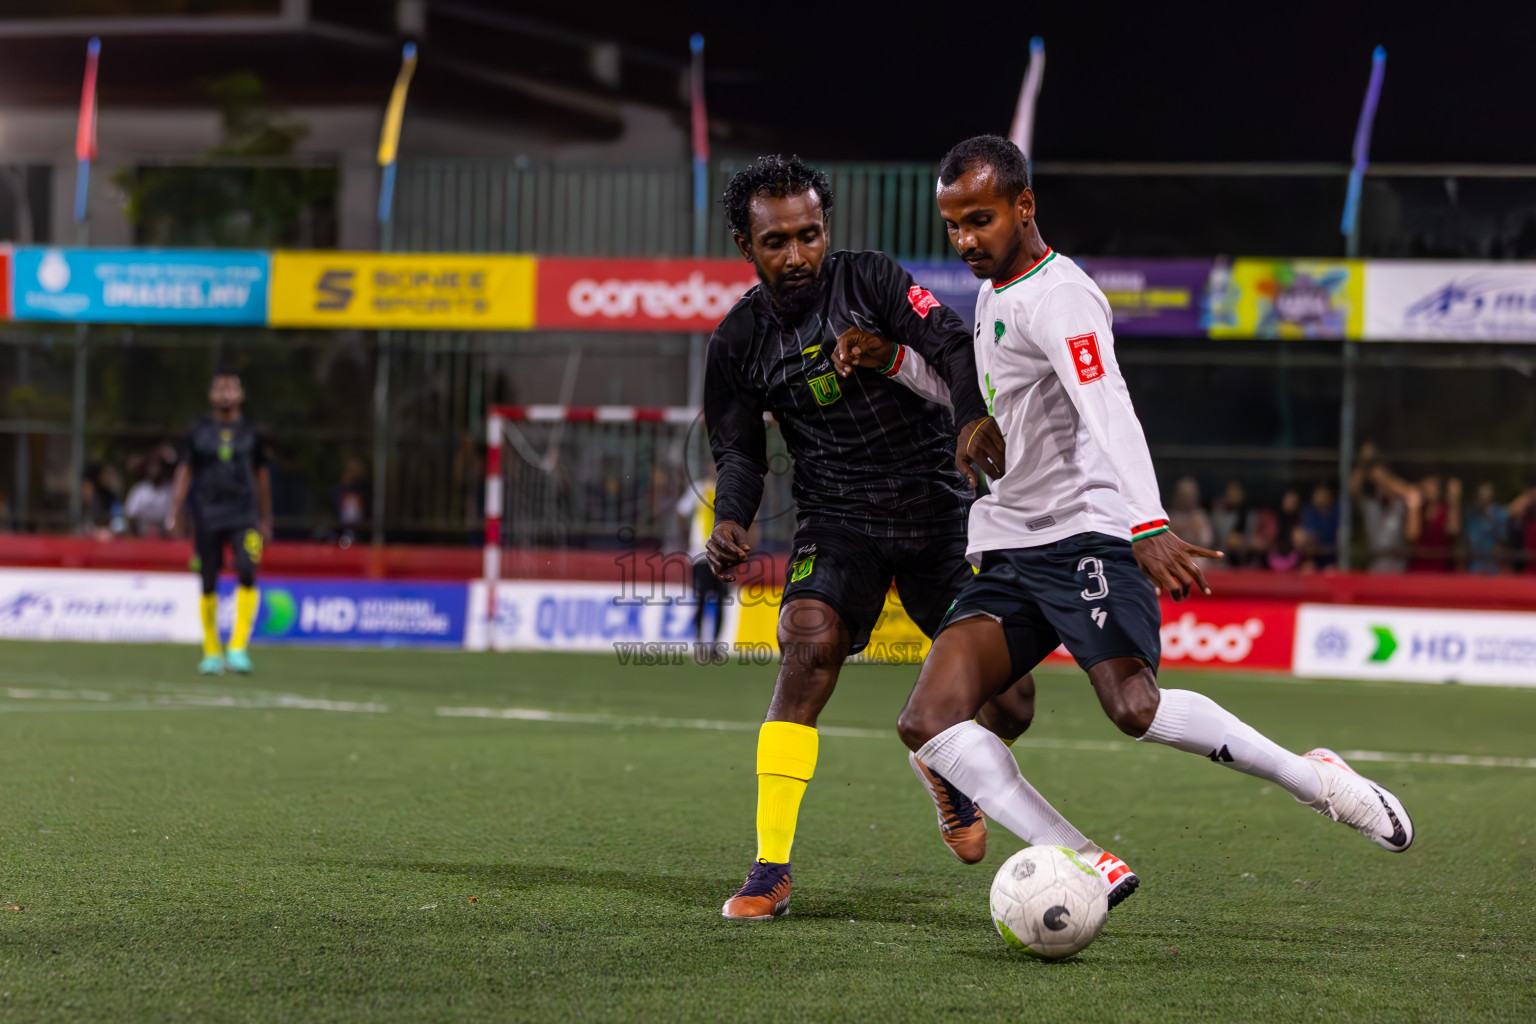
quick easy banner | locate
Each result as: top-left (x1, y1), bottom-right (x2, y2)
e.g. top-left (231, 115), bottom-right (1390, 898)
top-left (11, 248), bottom-right (269, 325)
top-left (1208, 258), bottom-right (1364, 339)
top-left (466, 580), bottom-right (725, 652)
top-left (270, 251), bottom-right (535, 329)
top-left (535, 258), bottom-right (758, 331)
top-left (1364, 261), bottom-right (1536, 341)
top-left (903, 258), bottom-right (1212, 335)
top-left (1294, 603), bottom-right (1536, 686)
top-left (217, 578), bottom-right (468, 648)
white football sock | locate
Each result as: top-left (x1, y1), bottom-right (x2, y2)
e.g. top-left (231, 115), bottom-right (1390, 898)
top-left (917, 721), bottom-right (1099, 855)
top-left (1139, 688), bottom-right (1321, 803)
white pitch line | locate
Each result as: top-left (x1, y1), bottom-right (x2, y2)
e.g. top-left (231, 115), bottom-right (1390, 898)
top-left (0, 687), bottom-right (388, 714)
top-left (435, 705), bottom-right (1536, 769)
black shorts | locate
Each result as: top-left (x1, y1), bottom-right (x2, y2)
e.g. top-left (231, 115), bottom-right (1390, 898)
top-left (780, 520), bottom-right (973, 655)
top-left (936, 533), bottom-right (1162, 679)
top-left (193, 523), bottom-right (263, 593)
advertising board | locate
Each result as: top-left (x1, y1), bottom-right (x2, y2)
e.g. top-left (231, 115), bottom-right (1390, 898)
top-left (1294, 603), bottom-right (1536, 686)
top-left (11, 247), bottom-right (269, 325)
top-left (219, 578), bottom-right (469, 648)
top-left (1364, 260), bottom-right (1536, 341)
top-left (0, 569), bottom-right (201, 643)
top-left (269, 251), bottom-right (535, 329)
top-left (534, 258), bottom-right (759, 331)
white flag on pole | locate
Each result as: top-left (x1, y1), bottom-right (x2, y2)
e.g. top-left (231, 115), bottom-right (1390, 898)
top-left (1008, 37), bottom-right (1046, 159)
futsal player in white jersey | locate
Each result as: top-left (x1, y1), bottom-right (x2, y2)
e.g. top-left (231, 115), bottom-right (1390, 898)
top-left (895, 136), bottom-right (1414, 859)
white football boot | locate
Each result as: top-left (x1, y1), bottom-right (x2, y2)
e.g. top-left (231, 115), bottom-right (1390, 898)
top-left (1302, 748), bottom-right (1414, 852)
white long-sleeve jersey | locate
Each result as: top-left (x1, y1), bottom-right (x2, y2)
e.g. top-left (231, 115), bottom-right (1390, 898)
top-left (967, 249), bottom-right (1167, 558)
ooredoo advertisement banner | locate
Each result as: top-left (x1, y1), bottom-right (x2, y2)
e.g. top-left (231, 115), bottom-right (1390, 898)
top-left (534, 258), bottom-right (759, 331)
top-left (1364, 261), bottom-right (1536, 342)
top-left (1293, 603), bottom-right (1536, 686)
top-left (1043, 597), bottom-right (1297, 670)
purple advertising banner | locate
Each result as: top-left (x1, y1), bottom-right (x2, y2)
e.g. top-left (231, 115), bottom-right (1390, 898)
top-left (903, 257), bottom-right (1213, 336)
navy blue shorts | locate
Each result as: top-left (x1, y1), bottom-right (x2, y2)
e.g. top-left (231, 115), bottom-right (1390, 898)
top-left (936, 533), bottom-right (1162, 678)
top-left (780, 521), bottom-right (973, 655)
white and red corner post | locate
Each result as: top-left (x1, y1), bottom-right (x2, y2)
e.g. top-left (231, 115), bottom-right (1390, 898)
top-left (483, 407), bottom-right (506, 647)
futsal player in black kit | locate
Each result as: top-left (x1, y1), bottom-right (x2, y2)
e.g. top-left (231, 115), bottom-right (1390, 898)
top-left (167, 368), bottom-right (272, 676)
top-left (708, 157), bottom-right (1038, 920)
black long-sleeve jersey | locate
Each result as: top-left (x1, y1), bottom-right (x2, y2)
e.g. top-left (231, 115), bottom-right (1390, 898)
top-left (705, 249), bottom-right (989, 539)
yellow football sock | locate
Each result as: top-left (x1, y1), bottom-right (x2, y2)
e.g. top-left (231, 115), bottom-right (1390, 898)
top-left (199, 593), bottom-right (222, 657)
top-left (230, 585), bottom-right (260, 653)
top-left (755, 720), bottom-right (818, 864)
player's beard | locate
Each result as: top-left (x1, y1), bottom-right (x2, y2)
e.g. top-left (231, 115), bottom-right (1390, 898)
top-left (762, 266), bottom-right (826, 324)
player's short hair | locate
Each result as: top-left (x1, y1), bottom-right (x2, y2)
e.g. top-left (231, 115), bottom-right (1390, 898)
top-left (938, 135), bottom-right (1031, 199)
top-left (723, 155), bottom-right (834, 238)
top-left (211, 365), bottom-right (240, 382)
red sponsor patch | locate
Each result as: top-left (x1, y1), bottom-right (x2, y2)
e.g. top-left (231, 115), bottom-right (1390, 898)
top-left (1067, 332), bottom-right (1105, 384)
top-left (907, 284), bottom-right (942, 318)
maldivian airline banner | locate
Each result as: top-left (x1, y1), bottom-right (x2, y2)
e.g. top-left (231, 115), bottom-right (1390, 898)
top-left (269, 251), bottom-right (535, 329)
top-left (11, 248), bottom-right (269, 325)
top-left (1208, 259), bottom-right (1364, 339)
top-left (0, 569), bottom-right (202, 643)
top-left (535, 258), bottom-right (759, 331)
top-left (903, 258), bottom-right (1213, 335)
top-left (1293, 603), bottom-right (1536, 686)
top-left (1364, 261), bottom-right (1536, 341)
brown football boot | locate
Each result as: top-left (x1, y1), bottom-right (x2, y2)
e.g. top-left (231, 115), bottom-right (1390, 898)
top-left (720, 860), bottom-right (792, 921)
top-left (909, 752), bottom-right (987, 864)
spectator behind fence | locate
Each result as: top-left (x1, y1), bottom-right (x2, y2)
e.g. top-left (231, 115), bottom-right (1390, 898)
top-left (1510, 487), bottom-right (1536, 574)
top-left (1409, 474), bottom-right (1461, 572)
top-left (1300, 483), bottom-right (1340, 570)
top-left (1465, 481), bottom-right (1510, 575)
top-left (80, 462), bottom-right (126, 539)
top-left (1210, 480), bottom-right (1253, 567)
top-left (331, 456), bottom-right (370, 544)
top-left (124, 447), bottom-right (177, 537)
top-left (1352, 442), bottom-right (1417, 573)
top-left (1264, 488), bottom-right (1303, 571)
top-left (1168, 476), bottom-right (1215, 568)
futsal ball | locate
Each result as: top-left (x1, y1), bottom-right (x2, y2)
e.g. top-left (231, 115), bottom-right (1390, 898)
top-left (990, 846), bottom-right (1108, 960)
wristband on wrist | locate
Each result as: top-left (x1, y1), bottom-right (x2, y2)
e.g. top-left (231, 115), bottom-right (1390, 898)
top-left (878, 344), bottom-right (904, 376)
top-left (1131, 519), bottom-right (1170, 542)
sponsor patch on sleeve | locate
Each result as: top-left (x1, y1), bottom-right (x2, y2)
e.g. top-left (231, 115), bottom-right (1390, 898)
top-left (907, 284), bottom-right (942, 318)
top-left (1067, 332), bottom-right (1105, 384)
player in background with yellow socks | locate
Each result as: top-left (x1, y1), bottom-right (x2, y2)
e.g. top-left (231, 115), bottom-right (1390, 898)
top-left (167, 368), bottom-right (272, 676)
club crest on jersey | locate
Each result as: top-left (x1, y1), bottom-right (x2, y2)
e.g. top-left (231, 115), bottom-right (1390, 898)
top-left (907, 284), bottom-right (942, 318)
top-left (1067, 332), bottom-right (1105, 384)
top-left (993, 320), bottom-right (1006, 344)
top-left (807, 371), bottom-right (842, 406)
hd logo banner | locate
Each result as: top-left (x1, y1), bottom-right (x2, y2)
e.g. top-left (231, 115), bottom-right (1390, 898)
top-left (270, 251), bottom-right (535, 329)
top-left (11, 248), bottom-right (269, 325)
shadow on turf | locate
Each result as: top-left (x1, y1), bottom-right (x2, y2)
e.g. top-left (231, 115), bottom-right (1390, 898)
top-left (348, 860), bottom-right (973, 923)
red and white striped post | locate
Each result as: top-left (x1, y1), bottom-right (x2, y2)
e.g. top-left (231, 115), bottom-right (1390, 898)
top-left (481, 404), bottom-right (702, 649)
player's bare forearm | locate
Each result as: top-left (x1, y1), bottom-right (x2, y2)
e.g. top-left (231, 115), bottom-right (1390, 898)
top-left (1132, 530), bottom-right (1222, 602)
top-left (166, 463), bottom-right (192, 534)
top-left (257, 467), bottom-right (273, 538)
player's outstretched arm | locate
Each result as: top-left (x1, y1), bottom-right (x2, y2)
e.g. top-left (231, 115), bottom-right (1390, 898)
top-left (1132, 529), bottom-right (1222, 602)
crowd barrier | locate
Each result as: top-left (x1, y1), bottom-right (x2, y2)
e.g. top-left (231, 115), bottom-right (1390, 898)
top-left (4, 561), bottom-right (1529, 685)
top-left (1, 246), bottom-right (1534, 341)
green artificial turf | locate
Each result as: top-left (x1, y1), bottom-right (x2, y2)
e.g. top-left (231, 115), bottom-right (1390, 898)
top-left (1, 641), bottom-right (1534, 1022)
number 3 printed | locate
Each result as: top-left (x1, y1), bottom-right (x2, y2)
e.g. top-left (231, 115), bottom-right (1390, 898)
top-left (1078, 556), bottom-right (1108, 601)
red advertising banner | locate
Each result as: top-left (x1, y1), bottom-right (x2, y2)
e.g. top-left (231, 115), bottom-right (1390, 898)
top-left (1046, 597), bottom-right (1297, 671)
top-left (535, 258), bottom-right (759, 332)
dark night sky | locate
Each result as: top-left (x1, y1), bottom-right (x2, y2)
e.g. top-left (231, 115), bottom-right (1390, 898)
top-left (559, 1), bottom-right (1536, 164)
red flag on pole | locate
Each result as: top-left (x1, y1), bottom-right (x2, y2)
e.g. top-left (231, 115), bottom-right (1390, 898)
top-left (76, 38), bottom-right (100, 162)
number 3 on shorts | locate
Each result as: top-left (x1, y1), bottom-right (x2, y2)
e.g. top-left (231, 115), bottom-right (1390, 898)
top-left (1077, 556), bottom-right (1108, 601)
